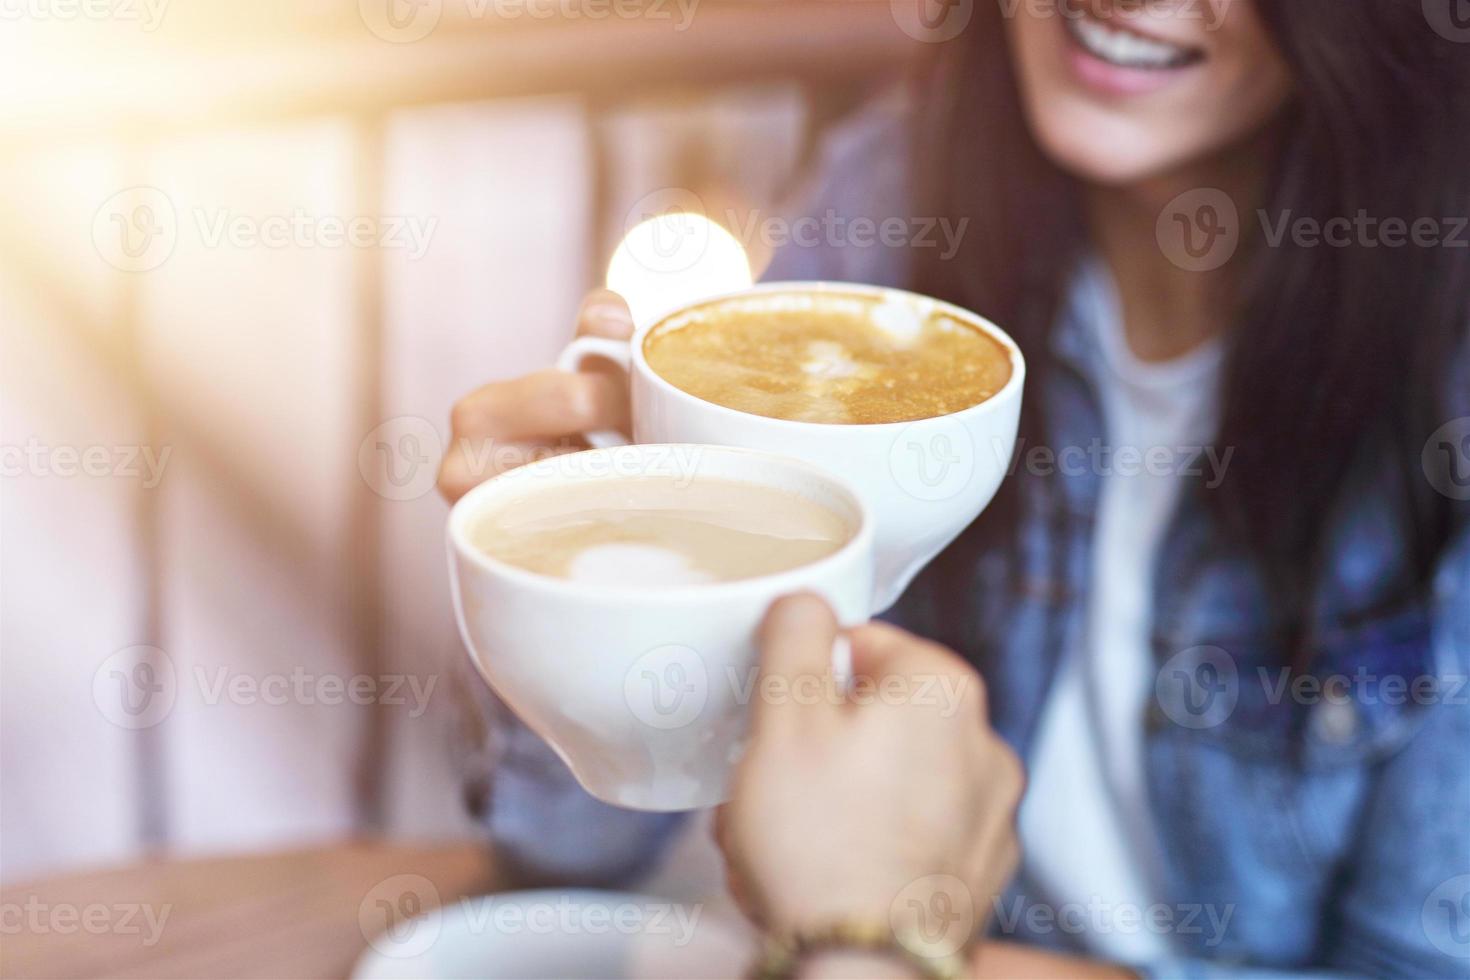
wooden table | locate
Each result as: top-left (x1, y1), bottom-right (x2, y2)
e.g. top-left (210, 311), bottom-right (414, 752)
top-left (0, 841), bottom-right (499, 979)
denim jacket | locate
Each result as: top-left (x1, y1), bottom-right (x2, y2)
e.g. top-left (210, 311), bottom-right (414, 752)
top-left (471, 100), bottom-right (1470, 979)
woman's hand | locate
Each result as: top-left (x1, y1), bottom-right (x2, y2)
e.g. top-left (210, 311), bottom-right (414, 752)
top-left (718, 594), bottom-right (1024, 951)
top-left (437, 289), bottom-right (634, 503)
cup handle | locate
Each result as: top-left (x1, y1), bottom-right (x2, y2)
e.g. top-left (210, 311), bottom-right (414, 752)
top-left (555, 336), bottom-right (633, 449)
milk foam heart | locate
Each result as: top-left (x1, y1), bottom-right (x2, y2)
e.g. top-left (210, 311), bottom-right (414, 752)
top-left (568, 543), bottom-right (715, 588)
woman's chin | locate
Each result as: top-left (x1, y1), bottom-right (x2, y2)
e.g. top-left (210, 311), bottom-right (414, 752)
top-left (1020, 99), bottom-right (1201, 189)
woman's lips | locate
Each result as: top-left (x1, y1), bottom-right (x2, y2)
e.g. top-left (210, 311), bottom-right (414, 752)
top-left (1062, 9), bottom-right (1207, 97)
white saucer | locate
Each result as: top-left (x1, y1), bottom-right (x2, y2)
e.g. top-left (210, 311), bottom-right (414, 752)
top-left (351, 889), bottom-right (751, 980)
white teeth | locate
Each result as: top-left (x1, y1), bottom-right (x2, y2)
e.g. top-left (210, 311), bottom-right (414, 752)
top-left (1068, 16), bottom-right (1198, 69)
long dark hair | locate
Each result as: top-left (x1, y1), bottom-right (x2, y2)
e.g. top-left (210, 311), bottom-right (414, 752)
top-left (912, 0), bottom-right (1470, 655)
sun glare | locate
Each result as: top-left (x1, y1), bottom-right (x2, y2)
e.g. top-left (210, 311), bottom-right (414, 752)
top-left (605, 211), bottom-right (753, 327)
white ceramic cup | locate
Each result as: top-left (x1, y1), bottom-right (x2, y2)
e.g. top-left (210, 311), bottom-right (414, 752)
top-left (557, 282), bottom-right (1026, 613)
top-left (448, 443), bottom-right (874, 812)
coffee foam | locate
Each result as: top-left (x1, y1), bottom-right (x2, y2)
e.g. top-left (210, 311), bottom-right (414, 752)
top-left (567, 543), bottom-right (716, 587)
top-left (800, 340), bottom-right (860, 380)
top-left (869, 300), bottom-right (923, 345)
top-left (470, 475), bottom-right (853, 586)
top-left (643, 288), bottom-right (1012, 425)
top-left (653, 290), bottom-right (935, 333)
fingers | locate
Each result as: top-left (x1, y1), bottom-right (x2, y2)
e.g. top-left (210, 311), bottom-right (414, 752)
top-left (713, 805), bottom-right (771, 930)
top-left (847, 622), bottom-right (963, 681)
top-left (439, 369), bottom-right (628, 501)
top-left (712, 803), bottom-right (731, 852)
top-left (848, 622), bottom-right (988, 722)
top-left (845, 620), bottom-right (921, 672)
top-left (450, 369), bottom-right (630, 443)
top-left (437, 439), bottom-right (581, 503)
top-left (437, 291), bottom-right (635, 505)
top-left (963, 816), bottom-right (1021, 917)
top-left (961, 738), bottom-right (1024, 914)
top-left (576, 289), bottom-right (636, 340)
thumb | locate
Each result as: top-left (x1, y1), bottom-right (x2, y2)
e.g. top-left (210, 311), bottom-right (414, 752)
top-left (753, 593), bottom-right (839, 728)
top-left (576, 288), bottom-right (636, 340)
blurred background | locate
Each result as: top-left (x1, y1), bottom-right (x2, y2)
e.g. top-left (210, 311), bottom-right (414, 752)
top-left (0, 0), bottom-right (927, 886)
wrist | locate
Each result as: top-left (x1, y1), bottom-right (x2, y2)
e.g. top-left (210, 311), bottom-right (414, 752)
top-left (798, 950), bottom-right (923, 979)
top-left (748, 921), bottom-right (972, 980)
top-left (757, 875), bottom-right (907, 937)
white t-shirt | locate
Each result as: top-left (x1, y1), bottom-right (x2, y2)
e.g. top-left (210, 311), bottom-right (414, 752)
top-left (1017, 260), bottom-right (1224, 966)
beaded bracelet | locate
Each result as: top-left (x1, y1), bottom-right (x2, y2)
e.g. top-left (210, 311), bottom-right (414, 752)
top-left (747, 920), bottom-right (971, 980)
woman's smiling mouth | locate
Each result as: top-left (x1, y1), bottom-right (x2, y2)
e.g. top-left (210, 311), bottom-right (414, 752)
top-left (1068, 13), bottom-right (1206, 69)
top-left (1062, 7), bottom-right (1208, 95)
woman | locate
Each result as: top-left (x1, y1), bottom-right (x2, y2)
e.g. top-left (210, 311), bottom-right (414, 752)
top-left (441, 1), bottom-right (1470, 976)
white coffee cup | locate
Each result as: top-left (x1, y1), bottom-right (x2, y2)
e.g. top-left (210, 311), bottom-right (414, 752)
top-left (557, 282), bottom-right (1026, 612)
top-left (448, 443), bottom-right (874, 811)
